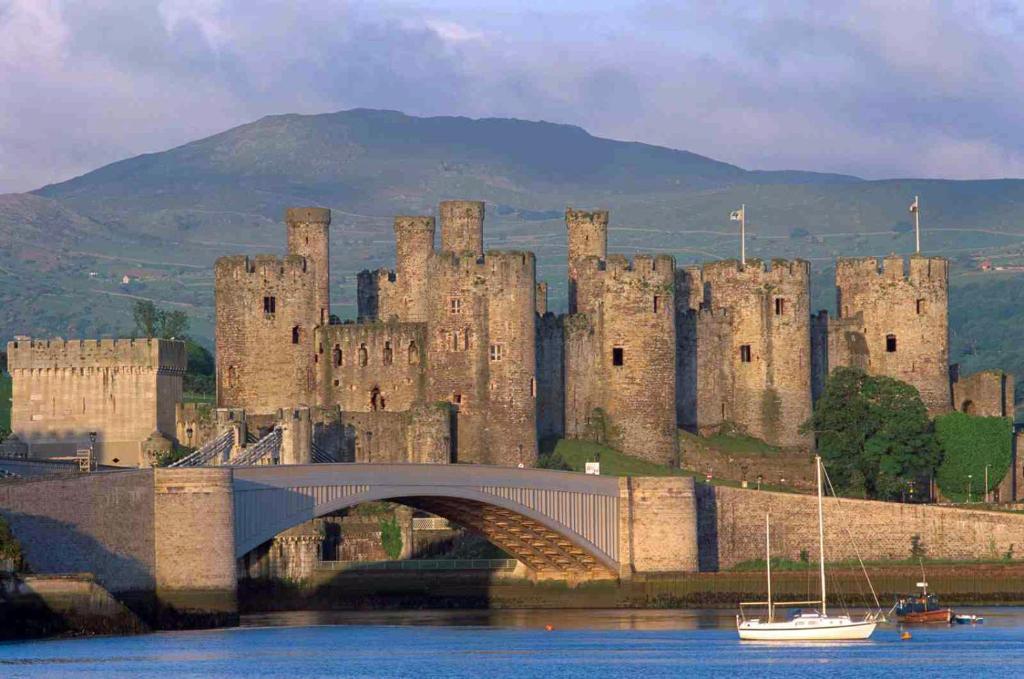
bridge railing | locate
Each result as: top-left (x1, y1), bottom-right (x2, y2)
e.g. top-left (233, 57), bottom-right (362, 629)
top-left (316, 558), bottom-right (518, 572)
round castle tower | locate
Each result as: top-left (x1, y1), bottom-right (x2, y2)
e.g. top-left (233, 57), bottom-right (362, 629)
top-left (286, 207), bottom-right (331, 325)
top-left (439, 200), bottom-right (485, 257)
top-left (565, 208), bottom-right (609, 314)
top-left (394, 216), bottom-right (436, 323)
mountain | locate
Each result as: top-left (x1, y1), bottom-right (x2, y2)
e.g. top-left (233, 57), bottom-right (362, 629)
top-left (4, 108), bottom-right (1024, 402)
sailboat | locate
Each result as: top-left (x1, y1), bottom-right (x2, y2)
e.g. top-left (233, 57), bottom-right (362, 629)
top-left (736, 455), bottom-right (881, 641)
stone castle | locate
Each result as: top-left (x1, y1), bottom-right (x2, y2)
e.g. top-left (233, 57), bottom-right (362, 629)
top-left (206, 201), bottom-right (1004, 466)
top-left (5, 200), bottom-right (1013, 470)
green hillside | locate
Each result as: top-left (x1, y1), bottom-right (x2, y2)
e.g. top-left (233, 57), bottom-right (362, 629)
top-left (2, 108), bottom-right (1024, 402)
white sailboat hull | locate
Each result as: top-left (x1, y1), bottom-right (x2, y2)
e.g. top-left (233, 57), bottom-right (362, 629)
top-left (738, 619), bottom-right (876, 641)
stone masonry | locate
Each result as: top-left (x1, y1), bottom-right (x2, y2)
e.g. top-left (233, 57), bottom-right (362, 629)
top-left (7, 338), bottom-right (186, 466)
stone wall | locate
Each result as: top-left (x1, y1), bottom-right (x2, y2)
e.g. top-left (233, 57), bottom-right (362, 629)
top-left (952, 369), bottom-right (1014, 418)
top-left (316, 321), bottom-right (427, 413)
top-left (285, 207), bottom-right (331, 327)
top-left (7, 338), bottom-right (186, 466)
top-left (830, 255), bottom-right (950, 414)
top-left (335, 406), bottom-right (451, 463)
top-left (700, 484), bottom-right (1024, 570)
top-left (0, 471), bottom-right (155, 593)
top-left (618, 476), bottom-right (698, 574)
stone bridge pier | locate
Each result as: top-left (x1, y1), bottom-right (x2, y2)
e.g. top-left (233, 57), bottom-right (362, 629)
top-left (0, 466), bottom-right (699, 628)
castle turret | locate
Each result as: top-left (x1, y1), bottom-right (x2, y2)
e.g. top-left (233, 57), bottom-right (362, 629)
top-left (286, 207), bottom-right (331, 325)
top-left (439, 200), bottom-right (484, 257)
top-left (566, 208), bottom-right (608, 314)
top-left (394, 216), bottom-right (436, 322)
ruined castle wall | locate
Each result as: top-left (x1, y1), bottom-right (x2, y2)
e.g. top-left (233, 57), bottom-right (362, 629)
top-left (439, 200), bottom-right (484, 257)
top-left (690, 259), bottom-right (813, 448)
top-left (831, 255), bottom-right (950, 414)
top-left (7, 338), bottom-right (186, 466)
top-left (536, 313), bottom-right (565, 440)
top-left (566, 209), bottom-right (608, 315)
top-left (952, 370), bottom-right (1015, 419)
top-left (214, 255), bottom-right (319, 414)
top-left (482, 251), bottom-right (539, 466)
top-left (692, 309), bottom-right (734, 435)
top-left (600, 255), bottom-right (678, 464)
top-left (285, 208), bottom-right (331, 326)
top-left (316, 322), bottom-right (428, 414)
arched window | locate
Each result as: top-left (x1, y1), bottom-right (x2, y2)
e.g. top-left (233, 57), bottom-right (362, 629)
top-left (886, 334), bottom-right (897, 353)
top-left (292, 326), bottom-right (300, 344)
top-left (370, 386), bottom-right (382, 411)
top-left (383, 341), bottom-right (393, 366)
top-left (333, 345), bottom-right (342, 367)
top-left (408, 341), bottom-right (419, 364)
top-left (358, 344), bottom-right (368, 367)
top-left (226, 365), bottom-right (237, 388)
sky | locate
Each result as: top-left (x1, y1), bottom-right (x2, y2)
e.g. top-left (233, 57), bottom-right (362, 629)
top-left (3, 0), bottom-right (1024, 192)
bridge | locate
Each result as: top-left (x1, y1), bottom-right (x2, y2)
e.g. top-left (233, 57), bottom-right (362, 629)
top-left (233, 464), bottom-right (625, 577)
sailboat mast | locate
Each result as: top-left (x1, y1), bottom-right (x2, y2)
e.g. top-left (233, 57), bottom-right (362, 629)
top-left (816, 455), bottom-right (827, 616)
top-left (766, 512), bottom-right (773, 622)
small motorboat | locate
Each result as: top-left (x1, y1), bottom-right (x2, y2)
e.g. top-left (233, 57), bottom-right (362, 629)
top-left (953, 614), bottom-right (985, 625)
top-left (894, 581), bottom-right (953, 624)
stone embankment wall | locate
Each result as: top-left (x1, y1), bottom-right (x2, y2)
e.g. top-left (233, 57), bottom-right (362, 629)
top-left (699, 484), bottom-right (1024, 570)
top-left (618, 476), bottom-right (698, 574)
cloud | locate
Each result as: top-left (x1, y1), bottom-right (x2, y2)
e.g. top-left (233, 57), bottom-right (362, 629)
top-left (2, 0), bottom-right (1024, 192)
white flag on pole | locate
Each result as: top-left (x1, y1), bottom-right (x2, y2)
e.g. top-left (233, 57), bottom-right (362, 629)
top-left (909, 197), bottom-right (919, 214)
top-left (730, 208), bottom-right (744, 221)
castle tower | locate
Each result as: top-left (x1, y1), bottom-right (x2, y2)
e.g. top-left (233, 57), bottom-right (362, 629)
top-left (535, 282), bottom-right (549, 315)
top-left (829, 255), bottom-right (950, 414)
top-left (286, 207), bottom-right (331, 325)
top-left (439, 200), bottom-right (484, 257)
top-left (565, 208), bottom-right (608, 314)
top-left (393, 216), bottom-right (436, 322)
top-left (677, 259), bottom-right (813, 448)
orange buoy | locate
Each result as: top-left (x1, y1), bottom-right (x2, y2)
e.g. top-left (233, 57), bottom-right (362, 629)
top-left (544, 624), bottom-right (554, 632)
top-left (901, 631), bottom-right (912, 640)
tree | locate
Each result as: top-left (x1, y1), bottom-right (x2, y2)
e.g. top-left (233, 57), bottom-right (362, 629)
top-left (935, 412), bottom-right (1012, 502)
top-left (802, 367), bottom-right (941, 499)
top-left (132, 300), bottom-right (161, 337)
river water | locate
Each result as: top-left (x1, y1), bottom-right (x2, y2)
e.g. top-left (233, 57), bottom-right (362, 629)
top-left (1, 608), bottom-right (1021, 678)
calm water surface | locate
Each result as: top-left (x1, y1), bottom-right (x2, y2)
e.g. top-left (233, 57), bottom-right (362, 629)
top-left (0, 608), bottom-right (1021, 678)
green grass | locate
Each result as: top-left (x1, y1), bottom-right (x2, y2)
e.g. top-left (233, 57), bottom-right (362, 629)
top-left (183, 391), bottom-right (215, 404)
top-left (730, 556), bottom-right (1020, 572)
top-left (539, 437), bottom-right (798, 492)
top-left (680, 427), bottom-right (782, 456)
top-left (0, 372), bottom-right (10, 433)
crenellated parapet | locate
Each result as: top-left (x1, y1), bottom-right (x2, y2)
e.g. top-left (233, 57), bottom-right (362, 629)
top-left (440, 200), bottom-right (484, 257)
top-left (7, 337), bottom-right (187, 374)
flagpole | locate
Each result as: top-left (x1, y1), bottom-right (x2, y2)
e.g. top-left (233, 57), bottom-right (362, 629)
top-left (914, 195), bottom-right (920, 254)
top-left (740, 203), bottom-right (746, 268)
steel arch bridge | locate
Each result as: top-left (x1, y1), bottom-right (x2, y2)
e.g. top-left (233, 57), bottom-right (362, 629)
top-left (232, 464), bottom-right (623, 577)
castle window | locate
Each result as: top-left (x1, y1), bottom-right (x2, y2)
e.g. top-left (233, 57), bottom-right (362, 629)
top-left (226, 366), bottom-right (237, 388)
top-left (358, 344), bottom-right (368, 366)
top-left (451, 331), bottom-right (460, 351)
top-left (453, 393), bottom-right (463, 405)
top-left (292, 326), bottom-right (300, 344)
top-left (490, 344), bottom-right (504, 361)
top-left (916, 298), bottom-right (926, 315)
top-left (383, 341), bottom-right (393, 366)
top-left (370, 386), bottom-right (382, 411)
top-left (449, 298), bottom-right (462, 314)
top-left (886, 334), bottom-right (897, 352)
top-left (530, 377), bottom-right (537, 397)
top-left (740, 345), bottom-right (752, 363)
top-left (333, 345), bottom-right (342, 367)
top-left (653, 295), bottom-right (661, 313)
top-left (612, 347), bottom-right (624, 366)
top-left (263, 296), bottom-right (276, 314)
top-left (333, 379), bottom-right (340, 387)
top-left (463, 330), bottom-right (470, 351)
top-left (775, 298), bottom-right (786, 315)
top-left (408, 341), bottom-right (419, 364)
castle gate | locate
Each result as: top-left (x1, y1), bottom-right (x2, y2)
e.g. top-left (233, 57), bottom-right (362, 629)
top-left (233, 464), bottom-right (624, 577)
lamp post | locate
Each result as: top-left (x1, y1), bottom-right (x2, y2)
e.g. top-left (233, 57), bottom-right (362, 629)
top-left (967, 474), bottom-right (973, 504)
top-left (88, 431), bottom-right (97, 471)
top-left (984, 464), bottom-right (990, 503)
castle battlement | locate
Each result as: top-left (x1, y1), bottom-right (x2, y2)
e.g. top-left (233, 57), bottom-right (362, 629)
top-left (215, 254), bottom-right (311, 279)
top-left (7, 337), bottom-right (187, 372)
top-left (605, 253), bottom-right (676, 277)
top-left (285, 207), bottom-right (331, 225)
top-left (836, 254), bottom-right (948, 285)
top-left (440, 200), bottom-right (484, 256)
top-left (701, 257), bottom-right (810, 283)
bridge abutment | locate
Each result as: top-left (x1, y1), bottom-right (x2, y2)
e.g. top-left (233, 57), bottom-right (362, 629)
top-left (618, 476), bottom-right (699, 577)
